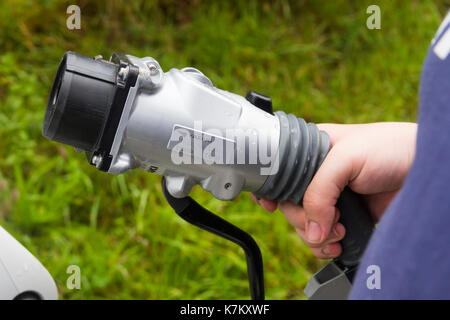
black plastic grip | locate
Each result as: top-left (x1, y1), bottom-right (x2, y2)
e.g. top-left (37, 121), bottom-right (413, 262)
top-left (161, 178), bottom-right (265, 300)
top-left (335, 187), bottom-right (374, 267)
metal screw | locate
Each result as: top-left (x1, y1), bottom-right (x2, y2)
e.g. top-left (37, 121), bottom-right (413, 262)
top-left (118, 66), bottom-right (129, 81)
top-left (147, 62), bottom-right (158, 76)
top-left (91, 155), bottom-right (103, 166)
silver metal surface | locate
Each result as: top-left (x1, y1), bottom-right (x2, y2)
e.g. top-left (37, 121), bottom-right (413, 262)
top-left (108, 55), bottom-right (280, 200)
top-left (91, 154), bottom-right (103, 168)
top-left (304, 261), bottom-right (353, 300)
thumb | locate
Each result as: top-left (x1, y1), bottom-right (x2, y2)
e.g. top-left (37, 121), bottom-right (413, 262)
top-left (303, 143), bottom-right (360, 244)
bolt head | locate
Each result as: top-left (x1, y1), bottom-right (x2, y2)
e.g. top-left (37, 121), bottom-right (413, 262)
top-left (118, 66), bottom-right (129, 80)
top-left (91, 155), bottom-right (102, 166)
top-left (147, 62), bottom-right (159, 76)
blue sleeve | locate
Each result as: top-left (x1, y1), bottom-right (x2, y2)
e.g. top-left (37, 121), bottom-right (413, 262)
top-left (349, 13), bottom-right (450, 299)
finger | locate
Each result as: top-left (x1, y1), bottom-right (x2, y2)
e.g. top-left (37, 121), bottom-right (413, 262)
top-left (333, 207), bottom-right (341, 224)
top-left (303, 144), bottom-right (360, 244)
top-left (260, 198), bottom-right (278, 212)
top-left (278, 202), bottom-right (341, 232)
top-left (278, 201), bottom-right (306, 230)
top-left (295, 222), bottom-right (345, 249)
top-left (249, 193), bottom-right (277, 212)
top-left (330, 222), bottom-right (346, 242)
top-left (249, 193), bottom-right (261, 205)
top-left (311, 242), bottom-right (342, 259)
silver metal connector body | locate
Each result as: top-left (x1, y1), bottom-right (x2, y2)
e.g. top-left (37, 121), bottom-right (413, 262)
top-left (108, 55), bottom-right (280, 200)
top-left (108, 55), bottom-right (330, 203)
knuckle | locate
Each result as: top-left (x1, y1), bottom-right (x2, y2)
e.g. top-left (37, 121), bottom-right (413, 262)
top-left (303, 238), bottom-right (325, 249)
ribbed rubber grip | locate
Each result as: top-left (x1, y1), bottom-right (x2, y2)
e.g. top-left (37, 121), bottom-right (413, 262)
top-left (254, 111), bottom-right (329, 204)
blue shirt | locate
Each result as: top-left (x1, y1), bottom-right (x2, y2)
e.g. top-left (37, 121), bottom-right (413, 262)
top-left (350, 13), bottom-right (450, 299)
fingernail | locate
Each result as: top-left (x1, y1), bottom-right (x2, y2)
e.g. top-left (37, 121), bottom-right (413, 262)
top-left (307, 221), bottom-right (322, 243)
top-left (333, 226), bottom-right (340, 238)
top-left (322, 245), bottom-right (331, 255)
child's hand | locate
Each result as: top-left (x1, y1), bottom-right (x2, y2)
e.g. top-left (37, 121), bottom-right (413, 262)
top-left (250, 122), bottom-right (417, 259)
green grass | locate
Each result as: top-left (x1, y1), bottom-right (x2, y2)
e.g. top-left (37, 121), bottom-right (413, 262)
top-left (0, 0), bottom-right (446, 299)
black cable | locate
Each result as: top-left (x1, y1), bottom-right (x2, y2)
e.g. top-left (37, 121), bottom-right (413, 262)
top-left (161, 178), bottom-right (265, 300)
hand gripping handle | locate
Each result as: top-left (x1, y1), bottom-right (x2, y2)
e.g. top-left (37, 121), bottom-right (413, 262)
top-left (254, 111), bottom-right (374, 269)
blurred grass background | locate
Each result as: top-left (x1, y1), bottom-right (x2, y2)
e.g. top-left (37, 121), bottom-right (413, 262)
top-left (0, 0), bottom-right (447, 299)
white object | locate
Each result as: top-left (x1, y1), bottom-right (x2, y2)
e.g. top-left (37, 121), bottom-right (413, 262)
top-left (0, 225), bottom-right (58, 299)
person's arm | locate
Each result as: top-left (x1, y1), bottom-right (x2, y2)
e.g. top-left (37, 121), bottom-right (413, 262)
top-left (254, 12), bottom-right (450, 298)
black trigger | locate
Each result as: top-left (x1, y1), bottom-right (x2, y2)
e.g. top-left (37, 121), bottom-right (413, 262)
top-left (245, 91), bottom-right (274, 115)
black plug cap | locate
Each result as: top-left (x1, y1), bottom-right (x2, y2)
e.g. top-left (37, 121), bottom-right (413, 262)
top-left (43, 51), bottom-right (119, 152)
